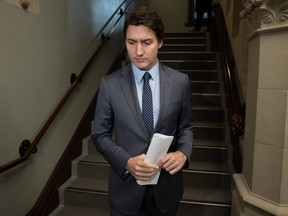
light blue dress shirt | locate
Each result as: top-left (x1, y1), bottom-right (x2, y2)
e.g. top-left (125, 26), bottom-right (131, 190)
top-left (132, 62), bottom-right (160, 128)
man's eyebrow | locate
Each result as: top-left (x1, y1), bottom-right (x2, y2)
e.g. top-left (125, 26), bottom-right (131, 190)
top-left (126, 38), bottom-right (152, 42)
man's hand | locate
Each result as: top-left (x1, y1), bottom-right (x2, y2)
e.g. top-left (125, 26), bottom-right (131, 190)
top-left (125, 154), bottom-right (159, 181)
top-left (159, 151), bottom-right (187, 175)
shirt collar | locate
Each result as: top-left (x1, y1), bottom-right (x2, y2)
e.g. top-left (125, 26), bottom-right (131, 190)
top-left (132, 61), bottom-right (159, 82)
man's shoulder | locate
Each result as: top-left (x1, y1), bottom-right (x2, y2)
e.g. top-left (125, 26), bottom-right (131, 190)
top-left (160, 63), bottom-right (187, 79)
top-left (105, 64), bottom-right (131, 80)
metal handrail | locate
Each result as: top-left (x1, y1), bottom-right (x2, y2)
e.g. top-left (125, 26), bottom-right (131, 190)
top-left (0, 0), bottom-right (133, 174)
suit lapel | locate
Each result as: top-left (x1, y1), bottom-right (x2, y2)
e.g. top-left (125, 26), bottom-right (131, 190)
top-left (119, 65), bottom-right (149, 136)
top-left (155, 64), bottom-right (173, 132)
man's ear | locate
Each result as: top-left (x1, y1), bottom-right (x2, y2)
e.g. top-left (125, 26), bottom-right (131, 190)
top-left (158, 40), bottom-right (163, 49)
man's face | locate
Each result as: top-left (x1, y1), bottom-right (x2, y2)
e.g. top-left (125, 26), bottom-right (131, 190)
top-left (126, 25), bottom-right (163, 71)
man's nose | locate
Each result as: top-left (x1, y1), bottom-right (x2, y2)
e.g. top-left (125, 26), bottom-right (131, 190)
top-left (136, 44), bottom-right (144, 56)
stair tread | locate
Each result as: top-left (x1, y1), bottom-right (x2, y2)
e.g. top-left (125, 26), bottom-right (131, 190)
top-left (182, 69), bottom-right (217, 72)
top-left (183, 187), bottom-right (231, 205)
top-left (194, 139), bottom-right (228, 147)
top-left (162, 44), bottom-right (206, 46)
top-left (192, 106), bottom-right (223, 110)
top-left (192, 92), bottom-right (221, 96)
top-left (194, 121), bottom-right (225, 128)
top-left (187, 161), bottom-right (231, 173)
top-left (66, 177), bottom-right (108, 192)
top-left (79, 153), bottom-right (107, 164)
top-left (52, 205), bottom-right (109, 216)
top-left (190, 80), bottom-right (219, 83)
top-left (161, 59), bottom-right (216, 63)
top-left (158, 51), bottom-right (214, 54)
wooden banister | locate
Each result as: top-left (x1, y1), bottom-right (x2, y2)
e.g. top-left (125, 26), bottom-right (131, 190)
top-left (0, 0), bottom-right (133, 174)
top-left (213, 3), bottom-right (245, 136)
top-left (212, 3), bottom-right (245, 173)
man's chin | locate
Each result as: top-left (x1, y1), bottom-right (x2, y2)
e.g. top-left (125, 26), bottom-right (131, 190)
top-left (135, 64), bottom-right (149, 71)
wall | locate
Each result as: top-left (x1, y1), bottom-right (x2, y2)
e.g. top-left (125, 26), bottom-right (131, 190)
top-left (0, 0), bottom-right (128, 215)
top-left (149, 0), bottom-right (191, 32)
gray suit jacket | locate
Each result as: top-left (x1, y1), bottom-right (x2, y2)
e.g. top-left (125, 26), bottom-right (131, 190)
top-left (91, 63), bottom-right (193, 214)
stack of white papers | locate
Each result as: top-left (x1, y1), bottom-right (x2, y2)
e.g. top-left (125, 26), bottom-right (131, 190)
top-left (137, 133), bottom-right (174, 185)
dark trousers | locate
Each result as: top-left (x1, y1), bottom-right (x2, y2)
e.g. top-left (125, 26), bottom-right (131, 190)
top-left (194, 9), bottom-right (212, 31)
top-left (110, 186), bottom-right (179, 216)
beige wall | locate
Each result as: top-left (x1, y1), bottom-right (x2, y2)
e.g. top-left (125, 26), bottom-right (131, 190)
top-left (0, 0), bottom-right (128, 215)
top-left (149, 0), bottom-right (191, 32)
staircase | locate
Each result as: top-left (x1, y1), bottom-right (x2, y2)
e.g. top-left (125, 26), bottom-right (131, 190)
top-left (50, 32), bottom-right (233, 216)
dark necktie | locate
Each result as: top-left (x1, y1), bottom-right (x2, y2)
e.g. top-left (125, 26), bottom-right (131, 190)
top-left (142, 72), bottom-right (154, 137)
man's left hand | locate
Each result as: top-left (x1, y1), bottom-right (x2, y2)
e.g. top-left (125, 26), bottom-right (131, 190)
top-left (159, 151), bottom-right (187, 175)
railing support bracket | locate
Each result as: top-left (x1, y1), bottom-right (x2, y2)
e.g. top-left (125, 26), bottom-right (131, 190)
top-left (19, 139), bottom-right (37, 157)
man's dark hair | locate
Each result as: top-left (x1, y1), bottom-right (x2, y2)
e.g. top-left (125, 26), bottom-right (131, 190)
top-left (124, 6), bottom-right (164, 42)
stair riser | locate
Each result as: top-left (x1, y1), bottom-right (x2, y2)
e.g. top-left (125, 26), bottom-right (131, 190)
top-left (183, 71), bottom-right (218, 81)
top-left (64, 190), bottom-right (109, 209)
top-left (193, 127), bottom-right (225, 140)
top-left (160, 45), bottom-right (207, 52)
top-left (190, 148), bottom-right (228, 164)
top-left (183, 172), bottom-right (231, 189)
top-left (158, 52), bottom-right (215, 61)
top-left (191, 82), bottom-right (220, 94)
top-left (77, 164), bottom-right (109, 180)
top-left (178, 203), bottom-right (231, 216)
top-left (192, 95), bottom-right (222, 106)
top-left (164, 32), bottom-right (207, 37)
top-left (192, 109), bottom-right (224, 122)
top-left (164, 38), bottom-right (206, 44)
top-left (162, 61), bottom-right (217, 70)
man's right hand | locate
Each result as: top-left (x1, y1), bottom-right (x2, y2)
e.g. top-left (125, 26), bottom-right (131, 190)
top-left (125, 154), bottom-right (159, 181)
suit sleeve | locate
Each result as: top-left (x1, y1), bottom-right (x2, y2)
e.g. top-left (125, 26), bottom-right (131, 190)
top-left (176, 74), bottom-right (193, 168)
top-left (91, 77), bottom-right (131, 178)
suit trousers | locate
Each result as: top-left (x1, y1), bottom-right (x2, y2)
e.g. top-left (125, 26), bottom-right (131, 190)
top-left (110, 186), bottom-right (179, 216)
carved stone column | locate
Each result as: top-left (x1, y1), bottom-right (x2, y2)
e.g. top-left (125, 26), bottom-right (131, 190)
top-left (240, 0), bottom-right (288, 32)
top-left (231, 1), bottom-right (288, 216)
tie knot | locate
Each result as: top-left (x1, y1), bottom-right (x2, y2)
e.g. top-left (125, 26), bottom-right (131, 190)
top-left (143, 72), bottom-right (151, 82)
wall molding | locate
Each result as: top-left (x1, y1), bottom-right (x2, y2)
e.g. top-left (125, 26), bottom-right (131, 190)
top-left (232, 174), bottom-right (288, 216)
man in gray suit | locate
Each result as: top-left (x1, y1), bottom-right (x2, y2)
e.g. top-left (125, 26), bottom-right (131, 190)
top-left (92, 6), bottom-right (193, 216)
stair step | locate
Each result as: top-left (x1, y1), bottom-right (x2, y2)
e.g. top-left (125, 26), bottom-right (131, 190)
top-left (183, 170), bottom-right (231, 190)
top-left (64, 177), bottom-right (109, 209)
top-left (192, 106), bottom-right (224, 122)
top-left (77, 160), bottom-right (109, 179)
top-left (182, 70), bottom-right (218, 81)
top-left (164, 32), bottom-right (207, 37)
top-left (158, 51), bottom-right (215, 60)
top-left (193, 122), bottom-right (225, 140)
top-left (191, 81), bottom-right (220, 94)
top-left (161, 60), bottom-right (217, 70)
top-left (193, 139), bottom-right (228, 148)
top-left (183, 187), bottom-right (231, 205)
top-left (160, 44), bottom-right (207, 52)
top-left (191, 145), bottom-right (228, 164)
top-left (178, 201), bottom-right (231, 216)
top-left (192, 93), bottom-right (222, 106)
top-left (164, 37), bottom-right (206, 44)
top-left (50, 205), bottom-right (109, 216)
top-left (188, 161), bottom-right (230, 173)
